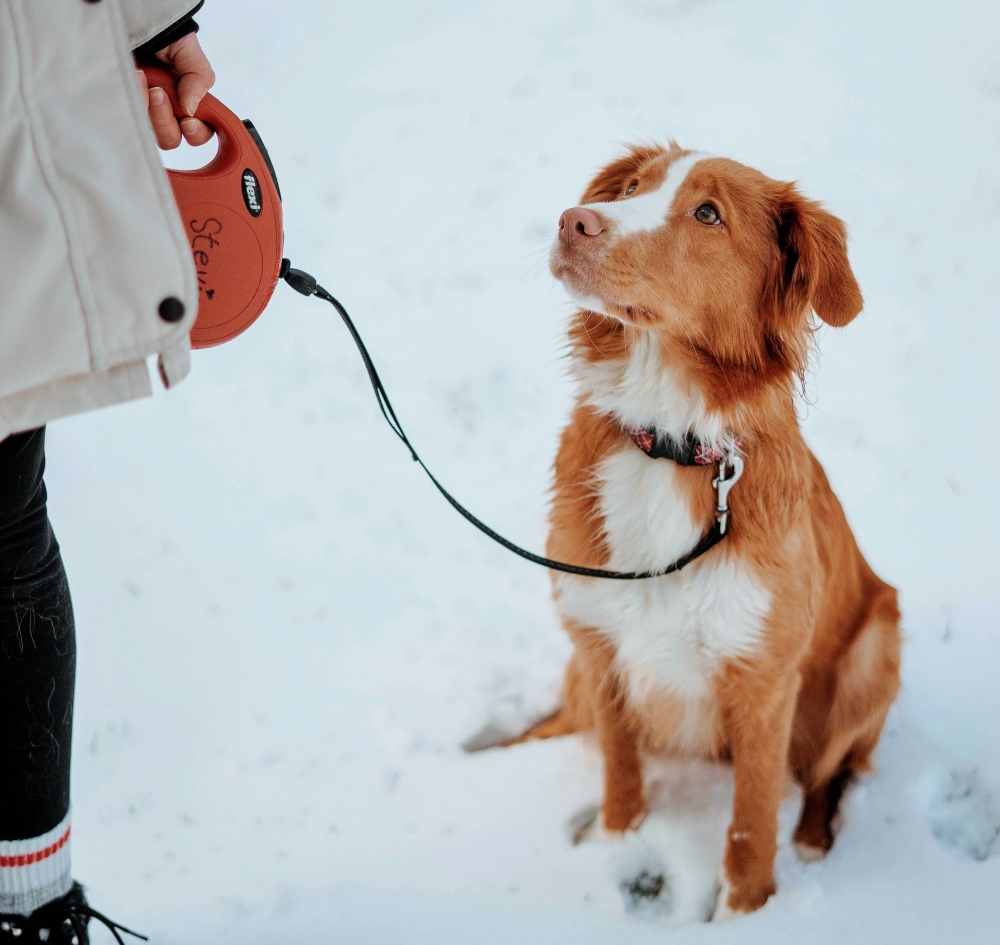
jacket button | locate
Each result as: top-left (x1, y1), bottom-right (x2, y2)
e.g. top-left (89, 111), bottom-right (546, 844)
top-left (158, 297), bottom-right (185, 323)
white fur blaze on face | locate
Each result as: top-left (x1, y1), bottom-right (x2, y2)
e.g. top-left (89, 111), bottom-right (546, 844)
top-left (584, 152), bottom-right (707, 237)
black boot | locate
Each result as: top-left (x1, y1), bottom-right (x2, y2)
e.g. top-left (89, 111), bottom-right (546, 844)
top-left (0, 882), bottom-right (146, 945)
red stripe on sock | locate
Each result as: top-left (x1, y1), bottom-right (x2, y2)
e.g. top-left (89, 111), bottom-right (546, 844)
top-left (0, 826), bottom-right (71, 868)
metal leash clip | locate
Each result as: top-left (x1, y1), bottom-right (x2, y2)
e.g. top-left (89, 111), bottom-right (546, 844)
top-left (713, 452), bottom-right (744, 535)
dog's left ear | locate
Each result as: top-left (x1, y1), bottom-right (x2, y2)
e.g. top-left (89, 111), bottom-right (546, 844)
top-left (768, 186), bottom-right (863, 329)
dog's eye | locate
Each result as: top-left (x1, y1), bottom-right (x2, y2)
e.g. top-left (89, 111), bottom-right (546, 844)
top-left (695, 203), bottom-right (721, 225)
top-left (624, 181), bottom-right (638, 197)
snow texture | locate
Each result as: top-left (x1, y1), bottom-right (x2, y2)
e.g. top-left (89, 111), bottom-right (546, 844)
top-left (41, 0), bottom-right (1000, 941)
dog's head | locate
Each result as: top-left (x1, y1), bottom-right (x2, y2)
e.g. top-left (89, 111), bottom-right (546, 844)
top-left (549, 144), bottom-right (862, 381)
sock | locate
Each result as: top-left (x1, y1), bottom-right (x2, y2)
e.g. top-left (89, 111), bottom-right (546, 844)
top-left (0, 810), bottom-right (72, 917)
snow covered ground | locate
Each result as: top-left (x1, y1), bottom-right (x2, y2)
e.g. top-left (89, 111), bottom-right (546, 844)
top-left (43, 0), bottom-right (1000, 940)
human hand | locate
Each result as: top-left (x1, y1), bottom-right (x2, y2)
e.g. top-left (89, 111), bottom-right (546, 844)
top-left (136, 33), bottom-right (216, 150)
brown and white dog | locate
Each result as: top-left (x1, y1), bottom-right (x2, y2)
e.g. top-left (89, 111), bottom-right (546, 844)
top-left (508, 144), bottom-right (901, 919)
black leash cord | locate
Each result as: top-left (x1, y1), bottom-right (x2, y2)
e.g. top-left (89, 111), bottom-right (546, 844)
top-left (281, 262), bottom-right (725, 580)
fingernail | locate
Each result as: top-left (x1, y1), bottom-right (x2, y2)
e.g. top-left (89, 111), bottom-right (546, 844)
top-left (183, 97), bottom-right (198, 117)
top-left (180, 118), bottom-right (199, 134)
top-left (149, 87), bottom-right (165, 105)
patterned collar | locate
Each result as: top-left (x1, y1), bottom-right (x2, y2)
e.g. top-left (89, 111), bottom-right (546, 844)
top-left (623, 423), bottom-right (742, 466)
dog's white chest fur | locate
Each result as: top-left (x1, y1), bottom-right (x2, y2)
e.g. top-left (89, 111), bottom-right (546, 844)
top-left (557, 448), bottom-right (771, 702)
top-left (556, 333), bottom-right (772, 747)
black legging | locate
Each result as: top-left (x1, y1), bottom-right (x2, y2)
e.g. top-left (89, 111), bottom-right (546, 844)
top-left (0, 428), bottom-right (75, 842)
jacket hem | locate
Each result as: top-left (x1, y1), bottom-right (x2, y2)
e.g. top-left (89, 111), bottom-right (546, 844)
top-left (0, 362), bottom-right (152, 442)
top-left (157, 336), bottom-right (191, 389)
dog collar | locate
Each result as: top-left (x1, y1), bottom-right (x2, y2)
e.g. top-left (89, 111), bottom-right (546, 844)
top-left (622, 423), bottom-right (742, 467)
top-left (622, 423), bottom-right (745, 535)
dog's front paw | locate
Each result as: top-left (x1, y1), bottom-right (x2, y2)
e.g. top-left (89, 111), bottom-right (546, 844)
top-left (710, 876), bottom-right (741, 923)
top-left (568, 803), bottom-right (645, 845)
top-left (710, 871), bottom-right (775, 922)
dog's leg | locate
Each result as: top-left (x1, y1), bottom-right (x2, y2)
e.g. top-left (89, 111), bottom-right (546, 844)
top-left (712, 670), bottom-right (799, 921)
top-left (583, 647), bottom-right (646, 840)
top-left (792, 585), bottom-right (900, 861)
top-left (793, 769), bottom-right (852, 860)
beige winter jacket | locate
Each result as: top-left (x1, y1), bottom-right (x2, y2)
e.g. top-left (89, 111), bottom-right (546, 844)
top-left (0, 0), bottom-right (204, 440)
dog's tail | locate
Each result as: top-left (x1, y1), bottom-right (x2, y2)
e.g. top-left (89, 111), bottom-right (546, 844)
top-left (499, 706), bottom-right (585, 746)
top-left (463, 658), bottom-right (593, 752)
top-left (462, 705), bottom-right (586, 753)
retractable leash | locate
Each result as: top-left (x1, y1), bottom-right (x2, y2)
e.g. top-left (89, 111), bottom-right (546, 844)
top-left (144, 66), bottom-right (742, 580)
top-left (280, 264), bottom-right (743, 579)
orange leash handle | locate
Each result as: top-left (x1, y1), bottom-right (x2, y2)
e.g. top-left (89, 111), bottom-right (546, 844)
top-left (141, 66), bottom-right (284, 349)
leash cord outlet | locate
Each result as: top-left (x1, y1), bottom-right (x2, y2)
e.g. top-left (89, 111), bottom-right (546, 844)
top-left (280, 261), bottom-right (726, 580)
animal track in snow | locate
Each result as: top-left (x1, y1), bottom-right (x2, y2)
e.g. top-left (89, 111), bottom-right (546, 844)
top-left (926, 769), bottom-right (1000, 862)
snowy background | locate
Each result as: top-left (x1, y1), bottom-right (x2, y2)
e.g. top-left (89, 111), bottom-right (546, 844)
top-left (44, 0), bottom-right (1000, 940)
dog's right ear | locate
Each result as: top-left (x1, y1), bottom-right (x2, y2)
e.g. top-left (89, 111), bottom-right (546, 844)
top-left (580, 145), bottom-right (666, 204)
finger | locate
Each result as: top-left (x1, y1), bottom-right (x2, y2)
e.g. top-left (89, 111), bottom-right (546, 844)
top-left (160, 34), bottom-right (216, 117)
top-left (135, 69), bottom-right (149, 109)
top-left (180, 117), bottom-right (215, 147)
top-left (147, 86), bottom-right (182, 150)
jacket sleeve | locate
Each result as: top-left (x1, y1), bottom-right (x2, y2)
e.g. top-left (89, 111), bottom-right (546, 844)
top-left (0, 0), bottom-right (201, 439)
top-left (119, 0), bottom-right (203, 52)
